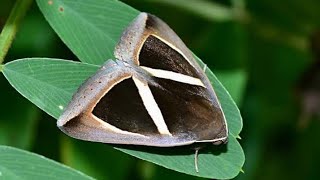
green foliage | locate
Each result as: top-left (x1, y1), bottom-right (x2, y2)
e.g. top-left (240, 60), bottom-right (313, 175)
top-left (0, 0), bottom-right (244, 179)
top-left (5, 0), bottom-right (320, 179)
top-left (3, 58), bottom-right (99, 119)
top-left (36, 0), bottom-right (139, 65)
top-left (0, 0), bottom-right (33, 63)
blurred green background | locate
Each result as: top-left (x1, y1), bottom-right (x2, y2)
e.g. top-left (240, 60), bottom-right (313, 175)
top-left (1, 0), bottom-right (320, 179)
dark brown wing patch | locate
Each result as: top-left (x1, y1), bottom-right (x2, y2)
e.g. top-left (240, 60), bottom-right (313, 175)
top-left (149, 78), bottom-right (226, 140)
top-left (92, 78), bottom-right (158, 135)
top-left (139, 35), bottom-right (199, 77)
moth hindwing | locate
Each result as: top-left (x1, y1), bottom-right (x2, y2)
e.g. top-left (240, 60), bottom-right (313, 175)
top-left (57, 12), bottom-right (228, 171)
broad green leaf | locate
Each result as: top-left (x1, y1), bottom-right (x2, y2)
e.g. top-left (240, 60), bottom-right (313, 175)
top-left (119, 135), bottom-right (244, 179)
top-left (2, 58), bottom-right (99, 118)
top-left (0, 145), bottom-right (93, 180)
top-left (2, 58), bottom-right (244, 179)
top-left (36, 0), bottom-right (139, 65)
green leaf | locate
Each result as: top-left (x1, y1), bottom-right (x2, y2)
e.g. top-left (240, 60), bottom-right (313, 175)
top-left (36, 0), bottom-right (139, 65)
top-left (119, 135), bottom-right (244, 179)
top-left (2, 58), bottom-right (99, 119)
top-left (1, 0), bottom-right (244, 179)
top-left (0, 145), bottom-right (93, 179)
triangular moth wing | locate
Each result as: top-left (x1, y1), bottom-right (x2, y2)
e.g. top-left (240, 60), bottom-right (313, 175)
top-left (58, 13), bottom-right (228, 147)
top-left (57, 60), bottom-right (197, 146)
top-left (57, 60), bottom-right (145, 144)
top-left (115, 13), bottom-right (228, 144)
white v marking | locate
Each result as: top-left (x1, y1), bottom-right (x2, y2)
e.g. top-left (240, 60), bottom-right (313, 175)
top-left (141, 66), bottom-right (205, 87)
top-left (132, 76), bottom-right (172, 136)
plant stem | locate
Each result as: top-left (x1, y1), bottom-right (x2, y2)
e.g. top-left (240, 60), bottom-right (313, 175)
top-left (0, 0), bottom-right (34, 64)
top-left (143, 0), bottom-right (307, 51)
top-left (144, 0), bottom-right (234, 22)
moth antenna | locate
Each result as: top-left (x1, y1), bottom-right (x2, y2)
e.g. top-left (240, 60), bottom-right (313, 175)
top-left (194, 148), bottom-right (200, 173)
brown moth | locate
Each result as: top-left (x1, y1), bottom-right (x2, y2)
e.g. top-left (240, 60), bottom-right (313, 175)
top-left (57, 12), bottom-right (228, 172)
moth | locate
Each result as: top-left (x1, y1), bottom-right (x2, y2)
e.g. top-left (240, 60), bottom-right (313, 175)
top-left (57, 12), bottom-right (228, 172)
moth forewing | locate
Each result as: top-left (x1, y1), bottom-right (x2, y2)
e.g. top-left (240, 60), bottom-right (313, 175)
top-left (57, 60), bottom-right (120, 127)
top-left (58, 12), bottom-right (228, 173)
top-left (57, 60), bottom-right (146, 140)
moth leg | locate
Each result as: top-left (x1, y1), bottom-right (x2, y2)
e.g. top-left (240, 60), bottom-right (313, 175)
top-left (191, 144), bottom-right (208, 173)
top-left (194, 147), bottom-right (200, 173)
